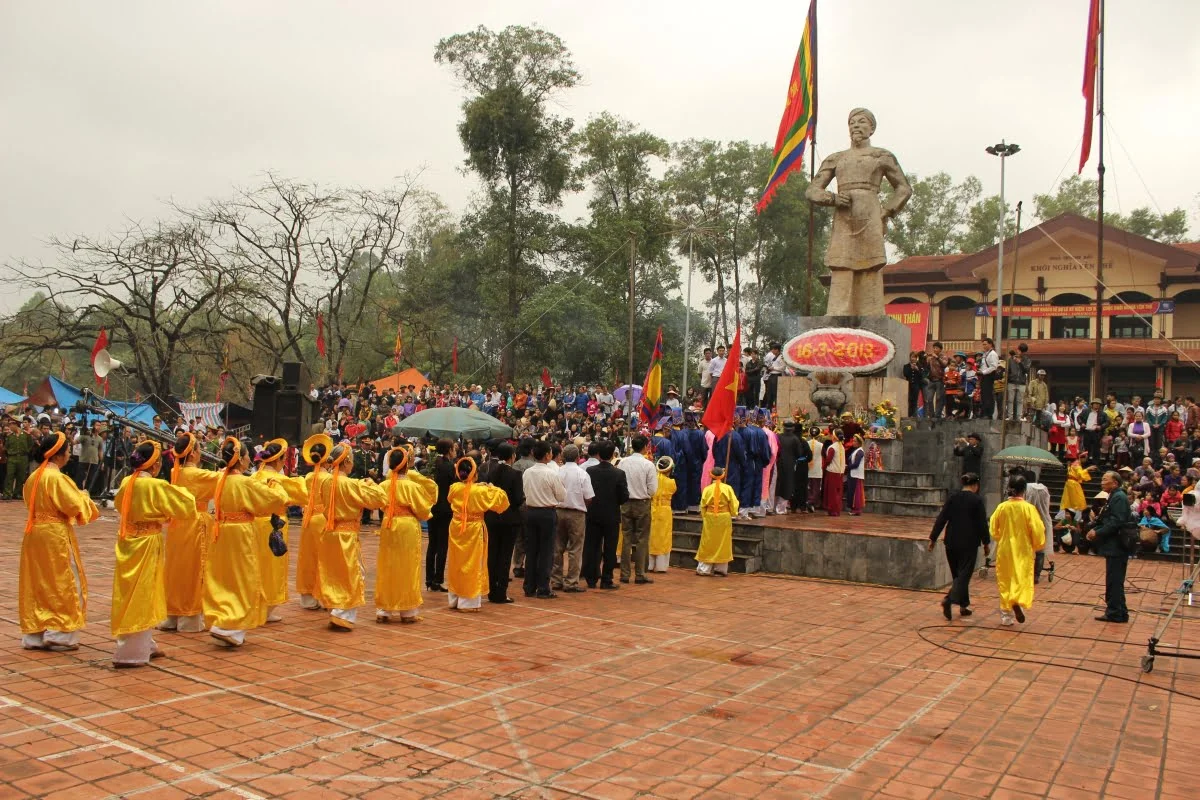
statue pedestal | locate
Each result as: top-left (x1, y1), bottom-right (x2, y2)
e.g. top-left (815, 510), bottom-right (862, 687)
top-left (779, 315), bottom-right (912, 420)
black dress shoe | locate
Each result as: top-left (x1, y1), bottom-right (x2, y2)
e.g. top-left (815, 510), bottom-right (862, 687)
top-left (489, 596), bottom-right (515, 604)
top-left (428, 584), bottom-right (447, 593)
top-left (599, 583), bottom-right (619, 590)
top-left (535, 590), bottom-right (558, 599)
top-left (1095, 615), bottom-right (1128, 623)
top-left (585, 581), bottom-right (597, 589)
top-left (524, 591), bottom-right (537, 598)
top-left (959, 608), bottom-right (973, 617)
top-left (619, 577), bottom-right (630, 584)
top-left (1011, 604), bottom-right (1025, 624)
top-left (513, 568), bottom-right (525, 578)
top-left (941, 598), bottom-right (952, 621)
top-left (563, 586), bottom-right (586, 593)
top-left (635, 577), bottom-right (654, 585)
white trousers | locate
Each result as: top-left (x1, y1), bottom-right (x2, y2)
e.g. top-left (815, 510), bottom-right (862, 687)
top-left (22, 630), bottom-right (80, 650)
top-left (377, 608), bottom-right (419, 621)
top-left (330, 607), bottom-right (357, 625)
top-left (648, 554), bottom-right (670, 572)
top-left (299, 593), bottom-right (322, 610)
top-left (158, 614), bottom-right (205, 633)
top-left (696, 562), bottom-right (729, 576)
top-left (448, 592), bottom-right (482, 610)
top-left (113, 630), bottom-right (157, 666)
top-left (266, 605), bottom-right (283, 623)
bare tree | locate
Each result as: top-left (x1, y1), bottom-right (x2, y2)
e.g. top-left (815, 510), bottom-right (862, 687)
top-left (5, 220), bottom-right (231, 400)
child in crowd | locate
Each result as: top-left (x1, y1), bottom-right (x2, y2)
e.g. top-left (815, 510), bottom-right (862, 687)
top-left (1065, 428), bottom-right (1080, 462)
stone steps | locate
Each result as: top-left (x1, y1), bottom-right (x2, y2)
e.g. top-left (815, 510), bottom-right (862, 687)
top-left (670, 530), bottom-right (765, 558)
top-left (669, 516), bottom-right (764, 573)
top-left (878, 470), bottom-right (938, 489)
top-left (669, 547), bottom-right (763, 574)
top-left (865, 484), bottom-right (948, 505)
top-left (864, 499), bottom-right (941, 518)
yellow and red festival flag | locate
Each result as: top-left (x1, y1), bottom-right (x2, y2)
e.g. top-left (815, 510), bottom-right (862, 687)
top-left (638, 326), bottom-right (664, 420)
top-left (316, 311), bottom-right (327, 358)
top-left (756, 0), bottom-right (817, 214)
top-left (702, 328), bottom-right (741, 441)
top-left (394, 321), bottom-right (403, 367)
top-left (1077, 0), bottom-right (1101, 174)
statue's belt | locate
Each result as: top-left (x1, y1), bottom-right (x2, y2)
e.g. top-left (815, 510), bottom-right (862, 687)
top-left (836, 182), bottom-right (877, 192)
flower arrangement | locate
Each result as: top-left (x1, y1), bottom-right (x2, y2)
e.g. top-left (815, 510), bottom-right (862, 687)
top-left (865, 400), bottom-right (899, 439)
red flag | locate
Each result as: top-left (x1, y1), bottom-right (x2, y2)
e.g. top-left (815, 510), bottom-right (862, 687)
top-left (216, 370), bottom-right (228, 404)
top-left (1078, 0), bottom-right (1101, 174)
top-left (540, 368), bottom-right (552, 389)
top-left (337, 363), bottom-right (344, 383)
top-left (316, 312), bottom-right (327, 358)
top-left (90, 328), bottom-right (109, 385)
top-left (59, 354), bottom-right (67, 380)
top-left (452, 337), bottom-right (459, 375)
top-left (103, 377), bottom-right (110, 397)
top-left (22, 380), bottom-right (28, 397)
top-left (701, 328), bottom-right (742, 442)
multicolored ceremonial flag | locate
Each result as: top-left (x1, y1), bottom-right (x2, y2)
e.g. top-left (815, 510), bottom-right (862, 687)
top-left (316, 311), bottom-right (327, 358)
top-left (393, 321), bottom-right (403, 367)
top-left (756, 0), bottom-right (817, 214)
top-left (639, 326), bottom-right (664, 420)
top-left (702, 327), bottom-right (742, 442)
top-left (541, 367), bottom-right (553, 390)
top-left (90, 328), bottom-right (109, 386)
top-left (1077, 0), bottom-right (1101, 174)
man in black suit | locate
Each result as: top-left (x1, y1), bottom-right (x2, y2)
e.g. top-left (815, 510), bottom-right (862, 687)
top-left (583, 440), bottom-right (629, 589)
top-left (427, 438), bottom-right (458, 591)
top-left (929, 472), bottom-right (990, 619)
top-left (1087, 470), bottom-right (1131, 623)
top-left (484, 442), bottom-right (524, 604)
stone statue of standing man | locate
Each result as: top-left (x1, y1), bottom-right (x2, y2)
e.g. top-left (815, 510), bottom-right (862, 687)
top-left (806, 108), bottom-right (912, 317)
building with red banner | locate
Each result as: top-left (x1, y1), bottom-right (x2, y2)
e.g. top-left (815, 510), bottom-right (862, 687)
top-left (880, 212), bottom-right (1200, 401)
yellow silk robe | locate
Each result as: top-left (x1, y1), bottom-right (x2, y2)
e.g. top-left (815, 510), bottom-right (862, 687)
top-left (112, 475), bottom-right (197, 637)
top-left (446, 482), bottom-right (510, 601)
top-left (376, 475), bottom-right (435, 612)
top-left (1061, 464), bottom-right (1091, 512)
top-left (649, 476), bottom-right (677, 556)
top-left (407, 470), bottom-right (439, 506)
top-left (20, 465), bottom-right (99, 635)
top-left (204, 475), bottom-right (288, 631)
top-left (696, 479), bottom-right (739, 565)
top-left (989, 498), bottom-right (1047, 612)
top-left (318, 475), bottom-right (387, 611)
top-left (297, 469), bottom-right (332, 600)
top-left (167, 466), bottom-right (220, 618)
top-left (251, 468), bottom-right (309, 607)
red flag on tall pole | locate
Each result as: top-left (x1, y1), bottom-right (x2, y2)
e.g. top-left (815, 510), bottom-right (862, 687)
top-left (90, 328), bottom-right (109, 385)
top-left (316, 311), bottom-right (327, 358)
top-left (701, 327), bottom-right (742, 442)
top-left (1078, 0), bottom-right (1101, 174)
top-left (452, 337), bottom-right (459, 375)
top-left (540, 368), bottom-right (553, 390)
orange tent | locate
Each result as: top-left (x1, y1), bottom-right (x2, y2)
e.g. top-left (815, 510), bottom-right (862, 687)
top-left (370, 367), bottom-right (430, 393)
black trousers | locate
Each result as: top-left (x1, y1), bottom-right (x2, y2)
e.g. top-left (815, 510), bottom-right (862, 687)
top-left (980, 373), bottom-right (997, 418)
top-left (523, 507), bottom-right (557, 595)
top-left (426, 514), bottom-right (451, 587)
top-left (792, 472), bottom-right (809, 511)
top-left (944, 545), bottom-right (978, 609)
top-left (485, 519), bottom-right (519, 601)
top-left (583, 520), bottom-right (619, 586)
top-left (1084, 430), bottom-right (1102, 464)
top-left (907, 384), bottom-right (921, 418)
top-left (1104, 554), bottom-right (1129, 621)
top-left (762, 375), bottom-right (779, 409)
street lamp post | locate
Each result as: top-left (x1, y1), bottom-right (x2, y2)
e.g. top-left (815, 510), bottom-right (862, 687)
top-left (683, 232), bottom-right (695, 399)
top-left (985, 141), bottom-right (1020, 363)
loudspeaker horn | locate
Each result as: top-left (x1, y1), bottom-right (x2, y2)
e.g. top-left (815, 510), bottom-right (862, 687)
top-left (93, 348), bottom-right (123, 378)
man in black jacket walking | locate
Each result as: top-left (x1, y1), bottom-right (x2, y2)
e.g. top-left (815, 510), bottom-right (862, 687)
top-left (426, 439), bottom-right (458, 592)
top-left (929, 473), bottom-right (990, 619)
top-left (1087, 470), bottom-right (1131, 623)
top-left (583, 440), bottom-right (629, 589)
top-left (483, 442), bottom-right (524, 604)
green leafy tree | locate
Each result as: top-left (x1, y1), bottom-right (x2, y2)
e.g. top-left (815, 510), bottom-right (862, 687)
top-left (435, 25), bottom-right (581, 383)
top-left (1033, 175), bottom-right (1189, 243)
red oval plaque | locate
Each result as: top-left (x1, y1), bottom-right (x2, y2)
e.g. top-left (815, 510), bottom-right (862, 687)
top-left (782, 328), bottom-right (896, 374)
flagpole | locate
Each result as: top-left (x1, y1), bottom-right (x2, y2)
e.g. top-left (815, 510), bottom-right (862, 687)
top-left (805, 0), bottom-right (818, 317)
top-left (1093, 0), bottom-right (1105, 398)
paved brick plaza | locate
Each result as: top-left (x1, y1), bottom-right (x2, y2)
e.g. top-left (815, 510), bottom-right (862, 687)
top-left (1, 502), bottom-right (1198, 799)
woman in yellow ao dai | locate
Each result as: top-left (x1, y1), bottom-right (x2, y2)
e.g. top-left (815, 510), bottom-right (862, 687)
top-left (20, 432), bottom-right (99, 651)
top-left (446, 457), bottom-right (510, 611)
top-left (205, 438), bottom-right (288, 647)
top-left (648, 456), bottom-right (677, 573)
top-left (695, 467), bottom-right (739, 577)
top-left (112, 441), bottom-right (197, 667)
top-left (297, 434), bottom-right (334, 610)
top-left (251, 438), bottom-right (308, 621)
top-left (161, 432), bottom-right (220, 633)
top-left (318, 443), bottom-right (387, 630)
top-left (375, 447), bottom-right (435, 622)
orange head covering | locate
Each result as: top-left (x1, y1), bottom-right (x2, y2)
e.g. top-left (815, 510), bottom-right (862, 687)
top-left (171, 432), bottom-right (198, 484)
top-left (323, 444), bottom-right (353, 531)
top-left (383, 447), bottom-right (409, 525)
top-left (24, 432), bottom-right (67, 536)
top-left (211, 437), bottom-right (244, 539)
top-left (119, 440), bottom-right (162, 539)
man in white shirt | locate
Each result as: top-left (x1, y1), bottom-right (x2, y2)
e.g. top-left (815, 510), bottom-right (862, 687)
top-left (1083, 398), bottom-right (1104, 463)
top-left (522, 440), bottom-right (567, 598)
top-left (977, 338), bottom-right (1001, 419)
top-left (699, 348), bottom-right (715, 405)
top-left (708, 345), bottom-right (728, 401)
top-left (762, 342), bottom-right (787, 410)
top-left (552, 445), bottom-right (594, 592)
top-left (617, 434), bottom-right (659, 584)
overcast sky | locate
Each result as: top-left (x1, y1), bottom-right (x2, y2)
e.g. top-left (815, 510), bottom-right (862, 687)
top-left (2, 0), bottom-right (1197, 313)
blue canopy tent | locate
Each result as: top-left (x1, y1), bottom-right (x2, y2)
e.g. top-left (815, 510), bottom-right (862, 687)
top-left (27, 376), bottom-right (157, 425)
top-left (0, 387), bottom-right (26, 406)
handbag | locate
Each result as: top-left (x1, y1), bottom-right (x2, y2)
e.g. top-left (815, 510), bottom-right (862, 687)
top-left (268, 514), bottom-right (288, 557)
